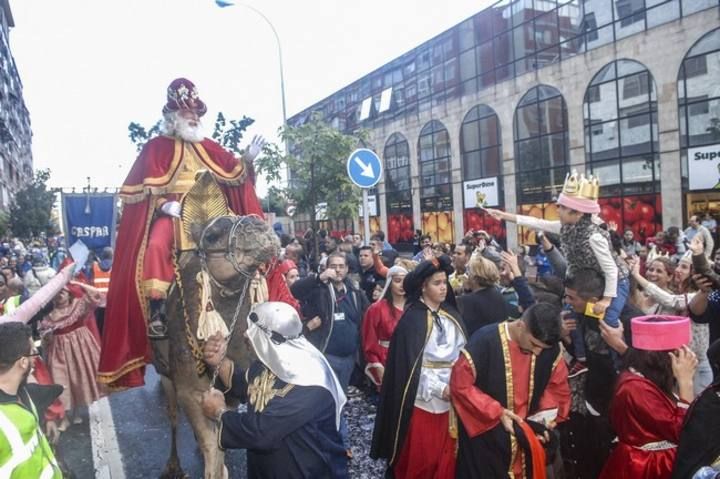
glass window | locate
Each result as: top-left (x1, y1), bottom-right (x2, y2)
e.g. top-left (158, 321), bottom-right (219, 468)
top-left (460, 49), bottom-right (477, 81)
top-left (461, 105), bottom-right (502, 181)
top-left (585, 60), bottom-right (659, 199)
top-left (459, 19), bottom-right (475, 51)
top-left (477, 41), bottom-right (495, 74)
top-left (514, 85), bottom-right (569, 204)
top-left (679, 29), bottom-right (720, 160)
top-left (418, 121), bottom-right (453, 208)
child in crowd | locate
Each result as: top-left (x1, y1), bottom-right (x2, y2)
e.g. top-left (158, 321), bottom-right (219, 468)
top-left (486, 171), bottom-right (629, 371)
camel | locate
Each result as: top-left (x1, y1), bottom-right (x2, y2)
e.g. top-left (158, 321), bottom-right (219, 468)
top-left (152, 210), bottom-right (280, 479)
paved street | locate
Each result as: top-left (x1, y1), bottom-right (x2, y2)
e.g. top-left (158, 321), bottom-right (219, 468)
top-left (54, 366), bottom-right (386, 478)
top-left (56, 366), bottom-right (246, 479)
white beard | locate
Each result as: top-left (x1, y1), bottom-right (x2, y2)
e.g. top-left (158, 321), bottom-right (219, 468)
top-left (174, 116), bottom-right (205, 143)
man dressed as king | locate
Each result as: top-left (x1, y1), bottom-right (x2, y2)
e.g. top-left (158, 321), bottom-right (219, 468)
top-left (98, 78), bottom-right (265, 389)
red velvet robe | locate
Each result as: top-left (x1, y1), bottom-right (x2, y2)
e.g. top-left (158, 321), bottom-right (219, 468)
top-left (361, 299), bottom-right (403, 386)
top-left (97, 136), bottom-right (263, 389)
top-left (451, 335), bottom-right (571, 477)
top-left (599, 372), bottom-right (688, 479)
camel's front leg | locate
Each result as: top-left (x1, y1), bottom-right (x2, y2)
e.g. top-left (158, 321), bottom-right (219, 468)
top-left (176, 388), bottom-right (226, 479)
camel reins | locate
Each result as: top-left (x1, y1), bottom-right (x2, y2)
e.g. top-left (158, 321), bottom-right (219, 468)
top-left (196, 215), bottom-right (255, 389)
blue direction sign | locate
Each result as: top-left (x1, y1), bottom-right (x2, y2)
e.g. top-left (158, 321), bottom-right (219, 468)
top-left (347, 148), bottom-right (383, 189)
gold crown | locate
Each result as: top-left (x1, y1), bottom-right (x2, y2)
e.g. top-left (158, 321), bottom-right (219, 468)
top-left (562, 170), bottom-right (600, 201)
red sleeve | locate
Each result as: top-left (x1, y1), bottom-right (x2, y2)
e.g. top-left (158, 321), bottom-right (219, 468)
top-left (450, 353), bottom-right (505, 438)
top-left (537, 356), bottom-right (572, 424)
top-left (615, 377), bottom-right (688, 443)
top-left (373, 254), bottom-right (388, 277)
top-left (362, 303), bottom-right (383, 366)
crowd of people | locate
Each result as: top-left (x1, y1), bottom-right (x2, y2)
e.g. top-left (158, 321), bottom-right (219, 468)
top-left (2, 76), bottom-right (719, 479)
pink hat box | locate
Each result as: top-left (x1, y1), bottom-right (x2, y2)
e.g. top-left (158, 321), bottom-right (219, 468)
top-left (631, 315), bottom-right (691, 351)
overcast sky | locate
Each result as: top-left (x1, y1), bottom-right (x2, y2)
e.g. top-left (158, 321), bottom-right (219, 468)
top-left (10, 0), bottom-right (492, 195)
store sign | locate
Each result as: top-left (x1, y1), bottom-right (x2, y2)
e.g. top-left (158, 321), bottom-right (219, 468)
top-left (463, 177), bottom-right (500, 209)
top-left (358, 195), bottom-right (378, 217)
top-left (689, 144), bottom-right (720, 191)
top-left (315, 202), bottom-right (328, 221)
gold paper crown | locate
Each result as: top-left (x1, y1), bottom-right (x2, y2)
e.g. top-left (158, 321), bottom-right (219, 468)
top-left (561, 170), bottom-right (600, 201)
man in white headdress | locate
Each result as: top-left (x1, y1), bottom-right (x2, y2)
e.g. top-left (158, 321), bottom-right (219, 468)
top-left (200, 301), bottom-right (348, 478)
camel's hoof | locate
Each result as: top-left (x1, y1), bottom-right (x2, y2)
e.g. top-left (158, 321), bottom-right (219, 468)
top-left (159, 463), bottom-right (188, 479)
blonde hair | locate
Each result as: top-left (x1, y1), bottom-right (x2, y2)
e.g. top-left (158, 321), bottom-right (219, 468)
top-left (394, 258), bottom-right (418, 272)
top-left (466, 254), bottom-right (500, 289)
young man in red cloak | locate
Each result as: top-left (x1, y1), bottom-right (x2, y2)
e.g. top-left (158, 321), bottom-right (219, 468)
top-left (98, 78), bottom-right (265, 389)
top-left (450, 302), bottom-right (571, 478)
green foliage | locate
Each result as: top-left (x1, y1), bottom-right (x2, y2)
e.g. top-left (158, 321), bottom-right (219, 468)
top-left (128, 121), bottom-right (161, 152)
top-left (254, 113), bottom-right (368, 254)
top-left (9, 169), bottom-right (59, 239)
top-left (0, 210), bottom-right (9, 238)
top-left (127, 113), bottom-right (255, 155)
top-left (210, 112), bottom-right (255, 156)
top-left (258, 189), bottom-right (286, 217)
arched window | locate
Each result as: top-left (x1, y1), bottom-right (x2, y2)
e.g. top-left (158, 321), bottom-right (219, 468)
top-left (418, 120), bottom-right (453, 243)
top-left (461, 105), bottom-right (506, 243)
top-left (679, 29), bottom-right (720, 193)
top-left (461, 104), bottom-right (501, 180)
top-left (514, 85), bottom-right (569, 206)
top-left (418, 120), bottom-right (452, 208)
top-left (584, 59), bottom-right (660, 239)
top-left (384, 133), bottom-right (414, 244)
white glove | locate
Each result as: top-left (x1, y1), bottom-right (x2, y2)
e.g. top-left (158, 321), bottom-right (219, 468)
top-left (160, 201), bottom-right (182, 218)
top-left (243, 135), bottom-right (267, 162)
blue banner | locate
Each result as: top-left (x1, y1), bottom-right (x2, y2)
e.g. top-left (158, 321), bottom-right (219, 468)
top-left (62, 193), bottom-right (117, 251)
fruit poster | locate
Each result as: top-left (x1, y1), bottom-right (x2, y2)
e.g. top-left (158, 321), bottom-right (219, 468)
top-left (388, 213), bottom-right (414, 244)
top-left (422, 211), bottom-right (454, 243)
top-left (517, 203), bottom-right (558, 245)
top-left (598, 194), bottom-right (661, 241)
top-left (463, 209), bottom-right (506, 242)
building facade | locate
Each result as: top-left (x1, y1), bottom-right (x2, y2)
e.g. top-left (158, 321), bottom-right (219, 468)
top-left (0, 0), bottom-right (32, 211)
top-left (289, 0), bottom-right (720, 249)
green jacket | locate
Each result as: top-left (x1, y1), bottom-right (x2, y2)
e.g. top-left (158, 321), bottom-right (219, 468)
top-left (0, 387), bottom-right (62, 479)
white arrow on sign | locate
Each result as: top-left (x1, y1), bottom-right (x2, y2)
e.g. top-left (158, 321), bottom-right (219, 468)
top-left (353, 156), bottom-right (375, 178)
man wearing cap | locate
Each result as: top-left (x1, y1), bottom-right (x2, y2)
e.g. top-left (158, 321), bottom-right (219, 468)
top-left (371, 255), bottom-right (467, 477)
top-left (99, 78), bottom-right (266, 389)
top-left (200, 302), bottom-right (348, 478)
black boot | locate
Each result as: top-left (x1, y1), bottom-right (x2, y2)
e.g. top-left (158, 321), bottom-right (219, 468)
top-left (148, 298), bottom-right (168, 340)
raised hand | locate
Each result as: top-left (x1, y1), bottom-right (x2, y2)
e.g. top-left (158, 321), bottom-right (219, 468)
top-left (244, 135), bottom-right (267, 162)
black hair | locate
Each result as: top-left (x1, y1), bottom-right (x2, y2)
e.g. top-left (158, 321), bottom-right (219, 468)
top-left (358, 245), bottom-right (373, 254)
top-left (419, 234), bottom-right (432, 243)
top-left (564, 268), bottom-right (605, 300)
top-left (371, 231), bottom-right (386, 242)
top-left (457, 240), bottom-right (476, 256)
top-left (621, 348), bottom-right (674, 397)
top-left (523, 302), bottom-right (563, 345)
top-left (0, 322), bottom-right (32, 373)
top-left (279, 234), bottom-right (293, 248)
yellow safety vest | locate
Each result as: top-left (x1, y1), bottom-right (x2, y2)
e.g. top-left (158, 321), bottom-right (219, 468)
top-left (0, 391), bottom-right (62, 479)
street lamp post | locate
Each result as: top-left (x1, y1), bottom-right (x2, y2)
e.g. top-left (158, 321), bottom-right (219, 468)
top-left (220, 2), bottom-right (293, 234)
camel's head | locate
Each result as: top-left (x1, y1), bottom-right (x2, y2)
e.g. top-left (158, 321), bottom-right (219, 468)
top-left (195, 215), bottom-right (280, 285)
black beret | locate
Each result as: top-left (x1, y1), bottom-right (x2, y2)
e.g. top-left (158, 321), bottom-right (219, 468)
top-left (403, 254), bottom-right (454, 298)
